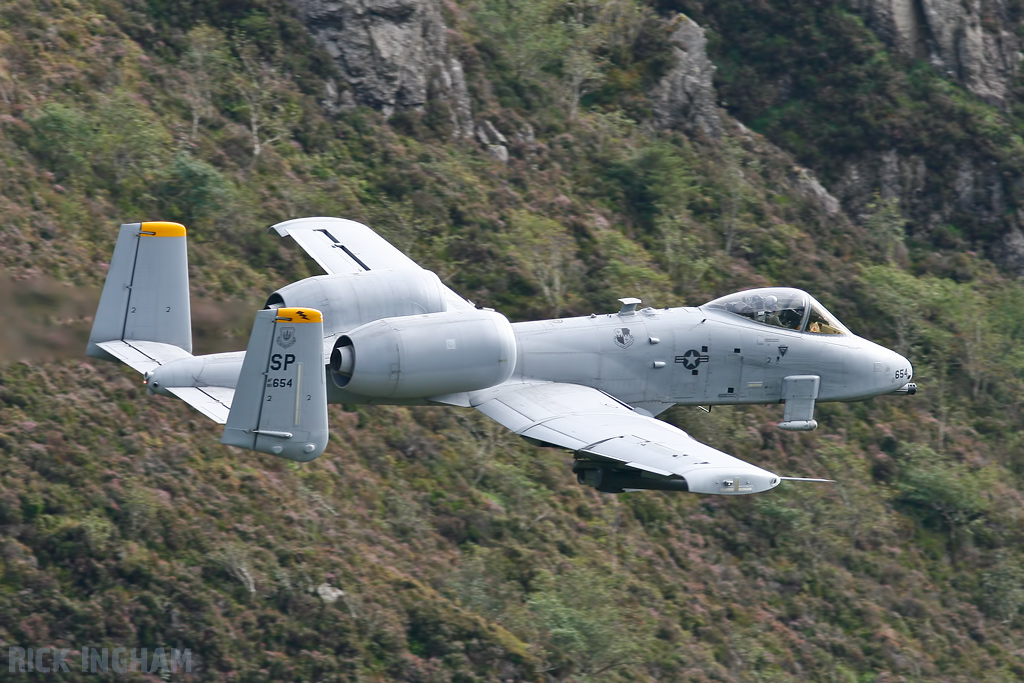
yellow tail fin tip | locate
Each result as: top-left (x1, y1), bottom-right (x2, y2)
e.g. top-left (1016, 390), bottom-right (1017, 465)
top-left (140, 221), bottom-right (187, 237)
top-left (274, 308), bottom-right (323, 323)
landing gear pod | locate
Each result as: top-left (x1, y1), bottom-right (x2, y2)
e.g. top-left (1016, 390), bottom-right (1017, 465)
top-left (222, 308), bottom-right (329, 462)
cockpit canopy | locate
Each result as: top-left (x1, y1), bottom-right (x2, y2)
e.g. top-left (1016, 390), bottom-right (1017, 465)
top-left (702, 287), bottom-right (850, 335)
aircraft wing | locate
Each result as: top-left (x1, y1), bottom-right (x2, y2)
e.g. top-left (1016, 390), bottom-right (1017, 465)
top-left (472, 382), bottom-right (781, 495)
top-left (270, 217), bottom-right (474, 311)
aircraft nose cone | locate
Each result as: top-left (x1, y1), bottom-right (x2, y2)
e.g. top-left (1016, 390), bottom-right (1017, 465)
top-left (881, 348), bottom-right (913, 390)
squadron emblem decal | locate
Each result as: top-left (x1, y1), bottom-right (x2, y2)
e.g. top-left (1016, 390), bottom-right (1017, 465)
top-left (613, 328), bottom-right (634, 348)
top-left (276, 327), bottom-right (297, 349)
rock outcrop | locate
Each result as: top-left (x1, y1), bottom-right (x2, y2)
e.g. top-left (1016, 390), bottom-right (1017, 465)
top-left (475, 119), bottom-right (508, 163)
top-left (290, 0), bottom-right (474, 137)
top-left (995, 226), bottom-right (1024, 275)
top-left (853, 0), bottom-right (1021, 108)
top-left (649, 16), bottom-right (723, 139)
top-left (832, 149), bottom-right (1014, 246)
top-left (790, 166), bottom-right (842, 216)
top-left (833, 149), bottom-right (928, 219)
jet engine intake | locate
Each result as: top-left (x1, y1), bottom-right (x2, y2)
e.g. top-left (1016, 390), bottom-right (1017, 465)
top-left (329, 309), bottom-right (517, 398)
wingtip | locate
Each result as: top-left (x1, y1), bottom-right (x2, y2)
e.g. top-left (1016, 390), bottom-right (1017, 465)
top-left (268, 216), bottom-right (360, 235)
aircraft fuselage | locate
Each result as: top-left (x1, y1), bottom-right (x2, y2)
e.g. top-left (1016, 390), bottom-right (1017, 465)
top-left (318, 302), bottom-right (913, 413)
top-left (509, 305), bottom-right (912, 413)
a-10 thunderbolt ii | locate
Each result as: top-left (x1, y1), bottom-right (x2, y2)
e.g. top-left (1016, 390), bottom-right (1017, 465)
top-left (87, 217), bottom-right (915, 495)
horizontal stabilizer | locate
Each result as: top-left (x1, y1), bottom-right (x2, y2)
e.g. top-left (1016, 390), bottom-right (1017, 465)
top-left (100, 340), bottom-right (236, 422)
top-left (96, 340), bottom-right (192, 374)
top-left (166, 386), bottom-right (234, 424)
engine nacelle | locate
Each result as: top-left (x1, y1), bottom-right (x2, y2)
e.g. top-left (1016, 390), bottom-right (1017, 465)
top-left (330, 310), bottom-right (517, 398)
top-left (264, 268), bottom-right (448, 337)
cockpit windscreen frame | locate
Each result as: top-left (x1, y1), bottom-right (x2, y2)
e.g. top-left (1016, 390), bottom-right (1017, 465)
top-left (702, 287), bottom-right (850, 336)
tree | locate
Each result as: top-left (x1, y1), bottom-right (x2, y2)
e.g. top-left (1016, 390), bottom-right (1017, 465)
top-left (934, 280), bottom-right (1001, 400)
top-left (655, 213), bottom-right (712, 297)
top-left (474, 0), bottom-right (567, 83)
top-left (155, 153), bottom-right (233, 226)
top-left (595, 0), bottom-right (657, 67)
top-left (0, 54), bottom-right (15, 108)
top-left (230, 34), bottom-right (295, 168)
top-left (91, 90), bottom-right (172, 186)
top-left (370, 199), bottom-right (461, 284)
top-left (520, 568), bottom-right (653, 681)
top-left (712, 135), bottom-right (756, 255)
top-left (858, 264), bottom-right (927, 356)
top-left (895, 444), bottom-right (995, 560)
top-left (980, 552), bottom-right (1024, 624)
top-left (561, 20), bottom-right (605, 121)
top-left (181, 26), bottom-right (229, 142)
top-left (596, 228), bottom-right (674, 306)
top-left (862, 192), bottom-right (907, 264)
top-left (502, 210), bottom-right (582, 315)
top-left (606, 140), bottom-right (699, 232)
top-left (28, 102), bottom-right (92, 181)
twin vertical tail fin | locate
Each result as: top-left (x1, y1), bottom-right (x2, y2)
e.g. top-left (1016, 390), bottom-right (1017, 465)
top-left (221, 308), bottom-right (329, 462)
top-left (87, 222), bottom-right (192, 363)
top-left (88, 222), bottom-right (330, 461)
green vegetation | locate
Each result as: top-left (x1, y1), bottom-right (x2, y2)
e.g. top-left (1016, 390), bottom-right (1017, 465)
top-left (2, 0), bottom-right (1024, 680)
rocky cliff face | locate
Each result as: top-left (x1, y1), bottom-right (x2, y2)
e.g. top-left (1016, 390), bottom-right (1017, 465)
top-left (832, 149), bottom-right (928, 221)
top-left (819, 2), bottom-right (1023, 254)
top-left (854, 0), bottom-right (1021, 108)
top-left (289, 0), bottom-right (474, 137)
top-left (649, 16), bottom-right (723, 139)
top-left (288, 0), bottom-right (1022, 265)
top-left (832, 148), bottom-right (1013, 253)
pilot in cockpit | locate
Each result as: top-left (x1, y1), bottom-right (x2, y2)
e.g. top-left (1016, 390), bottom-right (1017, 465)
top-left (778, 308), bottom-right (803, 330)
top-left (762, 295), bottom-right (782, 326)
top-left (704, 287), bottom-right (849, 335)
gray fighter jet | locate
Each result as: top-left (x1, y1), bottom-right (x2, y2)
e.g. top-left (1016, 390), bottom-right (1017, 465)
top-left (87, 217), bottom-right (915, 495)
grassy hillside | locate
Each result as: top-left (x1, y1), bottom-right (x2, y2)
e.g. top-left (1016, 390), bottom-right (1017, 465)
top-left (3, 0), bottom-right (1024, 680)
